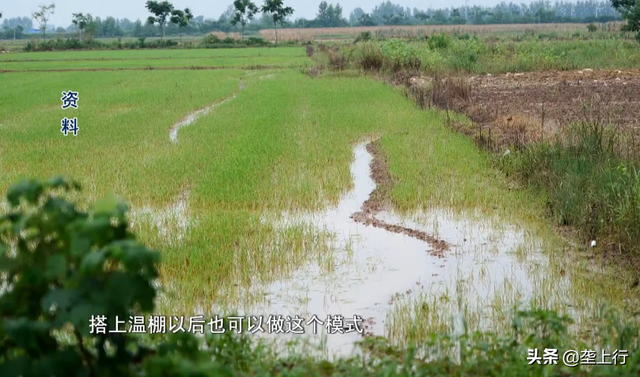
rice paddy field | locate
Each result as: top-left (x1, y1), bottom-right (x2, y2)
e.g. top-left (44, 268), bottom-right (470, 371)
top-left (1, 42), bottom-right (640, 370)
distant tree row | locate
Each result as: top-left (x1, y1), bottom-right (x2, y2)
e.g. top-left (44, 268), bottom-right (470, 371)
top-left (293, 0), bottom-right (622, 28)
top-left (0, 0), bottom-right (294, 44)
top-left (1, 0), bottom-right (636, 42)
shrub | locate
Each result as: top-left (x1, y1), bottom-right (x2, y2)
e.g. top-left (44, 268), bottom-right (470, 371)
top-left (0, 177), bottom-right (162, 375)
top-left (246, 37), bottom-right (267, 46)
top-left (306, 44), bottom-right (314, 57)
top-left (306, 65), bottom-right (324, 78)
top-left (356, 41), bottom-right (384, 71)
top-left (203, 34), bottom-right (221, 45)
top-left (380, 40), bottom-right (422, 72)
top-left (428, 33), bottom-right (452, 49)
top-left (354, 31), bottom-right (372, 43)
top-left (503, 121), bottom-right (640, 255)
top-left (327, 51), bottom-right (347, 70)
top-left (587, 23), bottom-right (598, 32)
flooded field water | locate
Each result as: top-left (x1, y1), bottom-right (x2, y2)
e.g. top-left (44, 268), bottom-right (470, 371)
top-left (183, 141), bottom-right (575, 358)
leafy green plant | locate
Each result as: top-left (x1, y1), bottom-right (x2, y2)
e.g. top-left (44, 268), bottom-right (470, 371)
top-left (203, 34), bottom-right (221, 45)
top-left (611, 0), bottom-right (640, 34)
top-left (427, 33), bottom-right (452, 49)
top-left (0, 177), bottom-right (162, 376)
top-left (380, 39), bottom-right (422, 71)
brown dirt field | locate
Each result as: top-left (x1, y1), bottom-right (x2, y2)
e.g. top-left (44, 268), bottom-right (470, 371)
top-left (411, 69), bottom-right (640, 151)
top-left (350, 142), bottom-right (450, 257)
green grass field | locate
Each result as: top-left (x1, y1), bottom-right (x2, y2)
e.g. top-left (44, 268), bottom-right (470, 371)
top-left (0, 46), bottom-right (305, 61)
top-left (1, 45), bottom-right (639, 369)
top-left (0, 47), bottom-right (309, 71)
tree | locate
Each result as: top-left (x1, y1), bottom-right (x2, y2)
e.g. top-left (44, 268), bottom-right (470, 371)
top-left (231, 0), bottom-right (258, 40)
top-left (219, 4), bottom-right (235, 24)
top-left (2, 16), bottom-right (33, 31)
top-left (358, 13), bottom-right (377, 26)
top-left (315, 1), bottom-right (346, 27)
top-left (102, 16), bottom-right (123, 37)
top-left (133, 19), bottom-right (144, 37)
top-left (317, 1), bottom-right (330, 25)
top-left (84, 16), bottom-right (100, 39)
top-left (433, 9), bottom-right (448, 24)
top-left (261, 0), bottom-right (293, 45)
top-left (610, 0), bottom-right (640, 33)
top-left (349, 7), bottom-right (365, 25)
top-left (170, 8), bottom-right (193, 43)
top-left (71, 13), bottom-right (91, 40)
top-left (451, 8), bottom-right (467, 24)
top-left (32, 3), bottom-right (55, 40)
top-left (415, 10), bottom-right (431, 23)
top-left (4, 25), bottom-right (24, 40)
top-left (145, 0), bottom-right (174, 39)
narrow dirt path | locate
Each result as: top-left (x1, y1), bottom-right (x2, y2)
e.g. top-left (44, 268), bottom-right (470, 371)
top-left (350, 141), bottom-right (450, 257)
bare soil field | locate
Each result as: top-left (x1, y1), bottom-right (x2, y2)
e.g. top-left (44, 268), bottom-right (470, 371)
top-left (411, 69), bottom-right (640, 151)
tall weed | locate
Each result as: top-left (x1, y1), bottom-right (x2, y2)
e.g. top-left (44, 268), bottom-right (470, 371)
top-left (503, 121), bottom-right (640, 255)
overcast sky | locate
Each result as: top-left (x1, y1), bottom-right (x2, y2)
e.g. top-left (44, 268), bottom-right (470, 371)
top-left (4, 0), bottom-right (494, 27)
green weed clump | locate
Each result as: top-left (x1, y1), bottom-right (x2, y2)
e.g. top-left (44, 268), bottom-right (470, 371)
top-left (380, 39), bottom-right (422, 72)
top-left (503, 121), bottom-right (640, 256)
top-left (355, 41), bottom-right (384, 71)
top-left (327, 51), bottom-right (348, 70)
top-left (349, 33), bottom-right (640, 75)
top-left (427, 33), bottom-right (453, 49)
top-left (354, 31), bottom-right (372, 43)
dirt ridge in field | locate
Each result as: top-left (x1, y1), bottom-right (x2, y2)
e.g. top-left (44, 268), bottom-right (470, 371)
top-left (0, 55), bottom-right (296, 63)
top-left (0, 65), bottom-right (290, 74)
top-left (350, 141), bottom-right (450, 257)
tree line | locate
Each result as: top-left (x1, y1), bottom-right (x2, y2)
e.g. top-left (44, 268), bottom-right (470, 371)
top-left (300, 0), bottom-right (622, 28)
top-left (0, 0), bottom-right (293, 43)
top-left (1, 0), bottom-right (637, 42)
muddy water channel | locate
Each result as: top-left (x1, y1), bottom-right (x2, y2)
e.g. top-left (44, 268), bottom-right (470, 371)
top-left (217, 141), bottom-right (578, 358)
